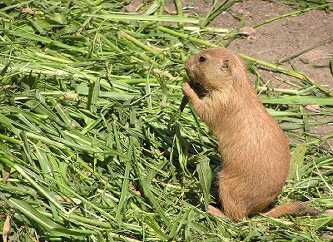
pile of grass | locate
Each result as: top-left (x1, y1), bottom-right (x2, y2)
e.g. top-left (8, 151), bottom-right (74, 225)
top-left (0, 0), bottom-right (332, 241)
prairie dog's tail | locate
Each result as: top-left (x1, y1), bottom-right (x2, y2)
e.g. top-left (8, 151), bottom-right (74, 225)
top-left (267, 202), bottom-right (321, 218)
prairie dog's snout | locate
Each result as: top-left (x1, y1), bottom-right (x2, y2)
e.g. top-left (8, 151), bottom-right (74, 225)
top-left (185, 55), bottom-right (209, 98)
top-left (185, 58), bottom-right (196, 82)
top-left (185, 66), bottom-right (194, 81)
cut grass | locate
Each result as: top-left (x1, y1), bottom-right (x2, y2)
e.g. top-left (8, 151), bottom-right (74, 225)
top-left (0, 0), bottom-right (332, 241)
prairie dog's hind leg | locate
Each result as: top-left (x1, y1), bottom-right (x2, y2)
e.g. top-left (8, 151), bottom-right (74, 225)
top-left (207, 194), bottom-right (247, 221)
top-left (219, 183), bottom-right (248, 222)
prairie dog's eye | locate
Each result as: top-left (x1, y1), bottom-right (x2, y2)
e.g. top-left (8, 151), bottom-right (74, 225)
top-left (199, 56), bottom-right (207, 63)
top-left (222, 60), bottom-right (229, 69)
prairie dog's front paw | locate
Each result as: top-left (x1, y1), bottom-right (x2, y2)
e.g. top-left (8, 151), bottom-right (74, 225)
top-left (182, 82), bottom-right (196, 98)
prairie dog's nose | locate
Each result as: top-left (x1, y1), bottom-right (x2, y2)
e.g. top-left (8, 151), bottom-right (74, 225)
top-left (185, 57), bottom-right (195, 72)
top-left (185, 61), bottom-right (195, 80)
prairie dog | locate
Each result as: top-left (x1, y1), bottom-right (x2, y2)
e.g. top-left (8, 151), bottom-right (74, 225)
top-left (182, 48), bottom-right (320, 221)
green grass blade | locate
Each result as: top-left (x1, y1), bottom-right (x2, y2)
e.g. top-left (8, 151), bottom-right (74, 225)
top-left (8, 198), bottom-right (61, 230)
top-left (1, 157), bottom-right (66, 212)
top-left (84, 13), bottom-right (199, 24)
top-left (196, 157), bottom-right (212, 210)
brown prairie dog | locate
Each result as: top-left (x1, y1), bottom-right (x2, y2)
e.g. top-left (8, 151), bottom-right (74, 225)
top-left (182, 48), bottom-right (320, 221)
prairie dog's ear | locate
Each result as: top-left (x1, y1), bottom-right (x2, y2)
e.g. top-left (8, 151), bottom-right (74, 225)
top-left (222, 60), bottom-right (229, 69)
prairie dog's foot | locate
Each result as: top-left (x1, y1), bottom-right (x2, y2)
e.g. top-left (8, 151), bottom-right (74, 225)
top-left (208, 205), bottom-right (225, 218)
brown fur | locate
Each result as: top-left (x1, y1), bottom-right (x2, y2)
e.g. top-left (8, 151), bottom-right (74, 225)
top-left (182, 48), bottom-right (320, 221)
top-left (267, 202), bottom-right (320, 218)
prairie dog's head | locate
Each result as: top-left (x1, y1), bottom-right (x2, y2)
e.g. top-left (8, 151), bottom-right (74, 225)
top-left (185, 48), bottom-right (247, 95)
